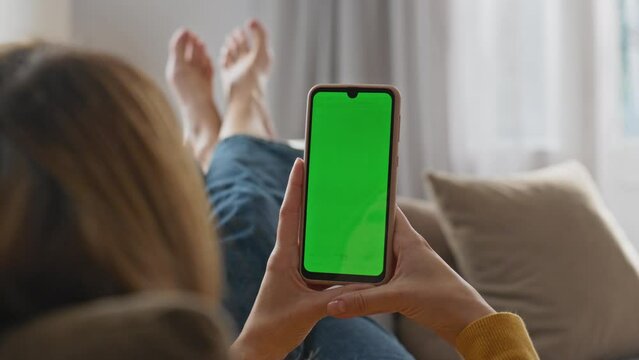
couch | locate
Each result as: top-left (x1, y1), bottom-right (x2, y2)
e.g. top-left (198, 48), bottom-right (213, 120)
top-left (1, 197), bottom-right (637, 359)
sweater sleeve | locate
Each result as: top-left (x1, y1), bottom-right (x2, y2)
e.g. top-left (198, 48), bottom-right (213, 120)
top-left (456, 312), bottom-right (539, 360)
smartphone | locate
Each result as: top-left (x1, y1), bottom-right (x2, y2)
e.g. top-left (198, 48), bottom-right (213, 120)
top-left (300, 84), bottom-right (401, 285)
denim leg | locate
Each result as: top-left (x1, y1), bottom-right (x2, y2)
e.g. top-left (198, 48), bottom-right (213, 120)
top-left (205, 136), bottom-right (302, 331)
top-left (301, 317), bottom-right (414, 360)
top-left (205, 135), bottom-right (412, 360)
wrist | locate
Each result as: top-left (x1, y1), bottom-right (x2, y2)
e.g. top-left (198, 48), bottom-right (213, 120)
top-left (229, 334), bottom-right (266, 360)
top-left (228, 339), bottom-right (256, 360)
top-left (230, 327), bottom-right (283, 360)
top-left (439, 292), bottom-right (495, 345)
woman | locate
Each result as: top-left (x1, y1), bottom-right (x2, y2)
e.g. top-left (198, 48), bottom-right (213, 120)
top-left (0, 22), bottom-right (538, 360)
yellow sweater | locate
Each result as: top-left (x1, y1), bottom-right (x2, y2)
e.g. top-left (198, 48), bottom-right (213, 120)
top-left (456, 313), bottom-right (539, 360)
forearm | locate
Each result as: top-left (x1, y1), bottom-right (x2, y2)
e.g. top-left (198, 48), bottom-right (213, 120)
top-left (456, 313), bottom-right (539, 360)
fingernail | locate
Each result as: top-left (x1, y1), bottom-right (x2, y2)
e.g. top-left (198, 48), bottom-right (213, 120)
top-left (327, 300), bottom-right (346, 315)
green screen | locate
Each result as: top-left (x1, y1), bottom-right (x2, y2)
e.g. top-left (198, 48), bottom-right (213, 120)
top-left (303, 90), bottom-right (393, 277)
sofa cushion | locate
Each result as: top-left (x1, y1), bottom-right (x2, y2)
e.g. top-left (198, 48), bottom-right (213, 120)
top-left (426, 161), bottom-right (639, 360)
top-left (0, 292), bottom-right (229, 360)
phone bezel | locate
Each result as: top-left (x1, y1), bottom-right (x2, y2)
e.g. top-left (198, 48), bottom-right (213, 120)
top-left (299, 84), bottom-right (401, 285)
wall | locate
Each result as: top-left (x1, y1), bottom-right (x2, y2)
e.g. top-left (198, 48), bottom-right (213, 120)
top-left (0, 0), bottom-right (71, 42)
top-left (41, 1), bottom-right (639, 246)
top-left (71, 0), bottom-right (258, 105)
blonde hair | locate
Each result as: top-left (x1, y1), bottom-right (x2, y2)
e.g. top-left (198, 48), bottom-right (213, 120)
top-left (0, 43), bottom-right (220, 328)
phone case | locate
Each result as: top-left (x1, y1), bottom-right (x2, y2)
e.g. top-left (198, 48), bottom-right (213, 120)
top-left (299, 84), bottom-right (401, 286)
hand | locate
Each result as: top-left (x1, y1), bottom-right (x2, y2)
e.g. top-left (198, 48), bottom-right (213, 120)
top-left (326, 207), bottom-right (495, 345)
top-left (230, 158), bottom-right (367, 360)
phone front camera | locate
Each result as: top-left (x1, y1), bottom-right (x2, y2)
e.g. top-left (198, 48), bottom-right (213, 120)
top-left (347, 90), bottom-right (358, 99)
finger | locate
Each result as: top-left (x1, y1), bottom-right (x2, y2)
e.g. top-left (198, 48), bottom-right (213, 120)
top-left (393, 207), bottom-right (431, 254)
top-left (276, 158), bottom-right (304, 253)
top-left (319, 284), bottom-right (374, 299)
top-left (326, 286), bottom-right (398, 318)
top-left (308, 284), bottom-right (374, 316)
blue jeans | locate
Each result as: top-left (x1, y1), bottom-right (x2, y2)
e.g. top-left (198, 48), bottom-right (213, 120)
top-left (205, 135), bottom-right (413, 360)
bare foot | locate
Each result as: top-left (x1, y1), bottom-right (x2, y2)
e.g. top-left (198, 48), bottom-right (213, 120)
top-left (166, 28), bottom-right (222, 172)
top-left (219, 19), bottom-right (276, 139)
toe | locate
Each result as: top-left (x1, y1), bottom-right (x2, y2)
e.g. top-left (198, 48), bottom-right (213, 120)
top-left (200, 43), bottom-right (213, 69)
top-left (247, 19), bottom-right (270, 70)
top-left (204, 59), bottom-right (214, 79)
top-left (248, 19), bottom-right (268, 49)
top-left (169, 28), bottom-right (190, 61)
top-left (234, 29), bottom-right (249, 56)
top-left (184, 39), bottom-right (196, 64)
top-left (196, 42), bottom-right (214, 77)
top-left (226, 34), bottom-right (239, 64)
top-left (191, 39), bottom-right (206, 65)
top-left (220, 46), bottom-right (231, 68)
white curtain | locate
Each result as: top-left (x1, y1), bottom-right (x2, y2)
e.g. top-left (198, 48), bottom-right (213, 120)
top-left (251, 0), bottom-right (615, 197)
top-left (448, 0), bottom-right (602, 176)
top-left (253, 0), bottom-right (451, 197)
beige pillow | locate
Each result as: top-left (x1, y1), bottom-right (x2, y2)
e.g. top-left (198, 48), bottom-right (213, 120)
top-left (0, 292), bottom-right (230, 360)
top-left (426, 161), bottom-right (639, 360)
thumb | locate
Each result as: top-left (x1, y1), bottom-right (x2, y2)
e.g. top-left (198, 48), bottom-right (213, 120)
top-left (326, 286), bottom-right (397, 318)
top-left (276, 158), bottom-right (304, 254)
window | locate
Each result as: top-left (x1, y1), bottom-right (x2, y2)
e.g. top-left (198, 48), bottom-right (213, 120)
top-left (621, 0), bottom-right (639, 137)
